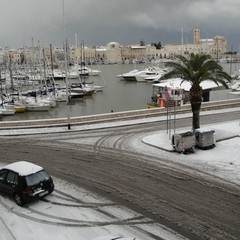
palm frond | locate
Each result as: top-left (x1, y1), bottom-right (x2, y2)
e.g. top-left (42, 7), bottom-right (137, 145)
top-left (161, 53), bottom-right (231, 87)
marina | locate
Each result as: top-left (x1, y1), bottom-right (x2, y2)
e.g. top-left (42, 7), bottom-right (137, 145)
top-left (0, 63), bottom-right (153, 121)
top-left (0, 62), bottom-right (239, 122)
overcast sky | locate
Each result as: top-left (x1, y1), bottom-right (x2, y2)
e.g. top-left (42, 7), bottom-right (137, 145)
top-left (1, 0), bottom-right (240, 50)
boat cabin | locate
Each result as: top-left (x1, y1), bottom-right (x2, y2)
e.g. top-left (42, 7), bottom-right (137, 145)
top-left (148, 78), bottom-right (224, 108)
top-left (148, 78), bottom-right (187, 108)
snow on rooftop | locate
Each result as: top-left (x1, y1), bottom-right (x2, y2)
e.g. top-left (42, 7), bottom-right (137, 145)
top-left (2, 161), bottom-right (43, 176)
top-left (153, 78), bottom-right (222, 91)
top-left (131, 45), bottom-right (146, 49)
top-left (200, 39), bottom-right (214, 42)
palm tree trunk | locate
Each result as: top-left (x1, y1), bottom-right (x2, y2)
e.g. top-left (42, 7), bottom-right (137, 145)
top-left (191, 101), bottom-right (201, 130)
top-left (190, 84), bottom-right (202, 130)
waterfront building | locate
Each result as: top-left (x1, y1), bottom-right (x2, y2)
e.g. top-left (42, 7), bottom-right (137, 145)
top-left (106, 42), bottom-right (122, 64)
top-left (163, 26), bottom-right (227, 60)
top-left (120, 45), bottom-right (157, 63)
top-left (8, 50), bottom-right (22, 64)
top-left (0, 26), bottom-right (229, 66)
top-left (0, 48), bottom-right (6, 65)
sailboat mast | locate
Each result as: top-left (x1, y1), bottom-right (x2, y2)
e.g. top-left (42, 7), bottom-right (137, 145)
top-left (63, 0), bottom-right (71, 130)
top-left (50, 44), bottom-right (56, 96)
top-left (50, 44), bottom-right (54, 75)
top-left (0, 68), bottom-right (3, 106)
top-left (75, 33), bottom-right (78, 65)
top-left (9, 55), bottom-right (15, 104)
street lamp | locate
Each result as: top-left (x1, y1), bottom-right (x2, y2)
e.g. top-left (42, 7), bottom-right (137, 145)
top-left (63, 0), bottom-right (71, 130)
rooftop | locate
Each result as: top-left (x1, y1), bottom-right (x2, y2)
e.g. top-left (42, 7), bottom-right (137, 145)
top-left (153, 78), bottom-right (223, 91)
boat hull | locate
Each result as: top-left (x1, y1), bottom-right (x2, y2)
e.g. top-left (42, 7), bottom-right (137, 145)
top-left (69, 92), bottom-right (85, 99)
top-left (0, 108), bottom-right (16, 115)
top-left (5, 105), bottom-right (27, 113)
top-left (15, 107), bottom-right (27, 113)
top-left (26, 105), bottom-right (50, 112)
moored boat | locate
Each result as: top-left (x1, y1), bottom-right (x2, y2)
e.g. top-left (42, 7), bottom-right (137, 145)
top-left (4, 103), bottom-right (27, 113)
top-left (70, 83), bottom-right (95, 96)
top-left (117, 69), bottom-right (139, 81)
top-left (25, 98), bottom-right (50, 112)
top-left (56, 88), bottom-right (85, 100)
top-left (0, 107), bottom-right (16, 116)
top-left (87, 67), bottom-right (101, 76)
top-left (69, 92), bottom-right (85, 99)
top-left (26, 103), bottom-right (50, 112)
top-left (85, 83), bottom-right (104, 92)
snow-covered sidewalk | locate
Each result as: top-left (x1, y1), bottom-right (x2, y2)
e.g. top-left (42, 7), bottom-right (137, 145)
top-left (0, 107), bottom-right (239, 136)
top-left (142, 120), bottom-right (240, 186)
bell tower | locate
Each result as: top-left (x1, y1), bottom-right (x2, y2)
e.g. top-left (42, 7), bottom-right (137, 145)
top-left (193, 26), bottom-right (200, 45)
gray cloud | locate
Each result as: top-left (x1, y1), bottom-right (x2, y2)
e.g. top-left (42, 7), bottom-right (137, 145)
top-left (0, 0), bottom-right (239, 50)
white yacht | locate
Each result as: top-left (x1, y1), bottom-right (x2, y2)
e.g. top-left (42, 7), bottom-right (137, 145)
top-left (117, 66), bottom-right (168, 82)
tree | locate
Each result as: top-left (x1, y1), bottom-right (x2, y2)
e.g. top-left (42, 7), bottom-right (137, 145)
top-left (139, 39), bottom-right (145, 46)
top-left (161, 53), bottom-right (231, 130)
top-left (20, 52), bottom-right (25, 65)
top-left (151, 41), bottom-right (162, 49)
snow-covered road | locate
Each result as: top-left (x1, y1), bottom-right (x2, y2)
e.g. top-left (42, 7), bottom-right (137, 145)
top-left (0, 108), bottom-right (239, 240)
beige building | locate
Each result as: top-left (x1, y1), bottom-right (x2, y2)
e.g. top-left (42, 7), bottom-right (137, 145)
top-left (106, 42), bottom-right (122, 63)
top-left (163, 26), bottom-right (227, 60)
top-left (0, 27), bottom-right (228, 65)
top-left (193, 26), bottom-right (200, 45)
top-left (68, 45), bottom-right (108, 64)
top-left (119, 44), bottom-right (162, 63)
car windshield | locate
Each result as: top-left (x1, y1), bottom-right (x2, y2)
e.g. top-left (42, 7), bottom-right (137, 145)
top-left (25, 170), bottom-right (50, 186)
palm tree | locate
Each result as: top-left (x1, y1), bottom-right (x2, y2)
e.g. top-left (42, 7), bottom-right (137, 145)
top-left (161, 53), bottom-right (231, 130)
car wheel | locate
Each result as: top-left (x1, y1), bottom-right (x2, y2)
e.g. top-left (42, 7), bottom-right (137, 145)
top-left (14, 193), bottom-right (25, 206)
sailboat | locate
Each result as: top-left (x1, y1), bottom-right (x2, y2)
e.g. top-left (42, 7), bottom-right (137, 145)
top-left (0, 56), bottom-right (26, 113)
top-left (70, 40), bottom-right (95, 96)
top-left (0, 104), bottom-right (16, 115)
top-left (4, 103), bottom-right (27, 113)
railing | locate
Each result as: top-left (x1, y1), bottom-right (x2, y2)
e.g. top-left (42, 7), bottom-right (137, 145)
top-left (0, 98), bottom-right (239, 129)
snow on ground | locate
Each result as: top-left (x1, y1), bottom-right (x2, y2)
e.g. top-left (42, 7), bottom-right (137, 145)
top-left (0, 107), bottom-right (239, 239)
top-left (0, 172), bottom-right (188, 240)
top-left (142, 120), bottom-right (240, 186)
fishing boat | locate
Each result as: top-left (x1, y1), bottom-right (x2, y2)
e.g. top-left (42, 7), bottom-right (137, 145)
top-left (147, 78), bottom-right (186, 108)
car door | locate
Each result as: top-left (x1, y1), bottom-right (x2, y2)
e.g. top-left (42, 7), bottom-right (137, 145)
top-left (4, 171), bottom-right (19, 195)
top-left (0, 169), bottom-right (9, 193)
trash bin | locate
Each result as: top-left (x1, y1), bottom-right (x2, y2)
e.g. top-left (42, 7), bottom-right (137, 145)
top-left (194, 129), bottom-right (216, 149)
top-left (172, 131), bottom-right (195, 153)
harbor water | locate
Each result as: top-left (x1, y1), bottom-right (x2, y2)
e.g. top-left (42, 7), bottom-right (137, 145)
top-left (1, 62), bottom-right (236, 122)
top-left (2, 64), bottom-right (153, 121)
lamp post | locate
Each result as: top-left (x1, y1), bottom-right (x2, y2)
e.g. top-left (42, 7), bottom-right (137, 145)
top-left (63, 0), bottom-right (71, 130)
